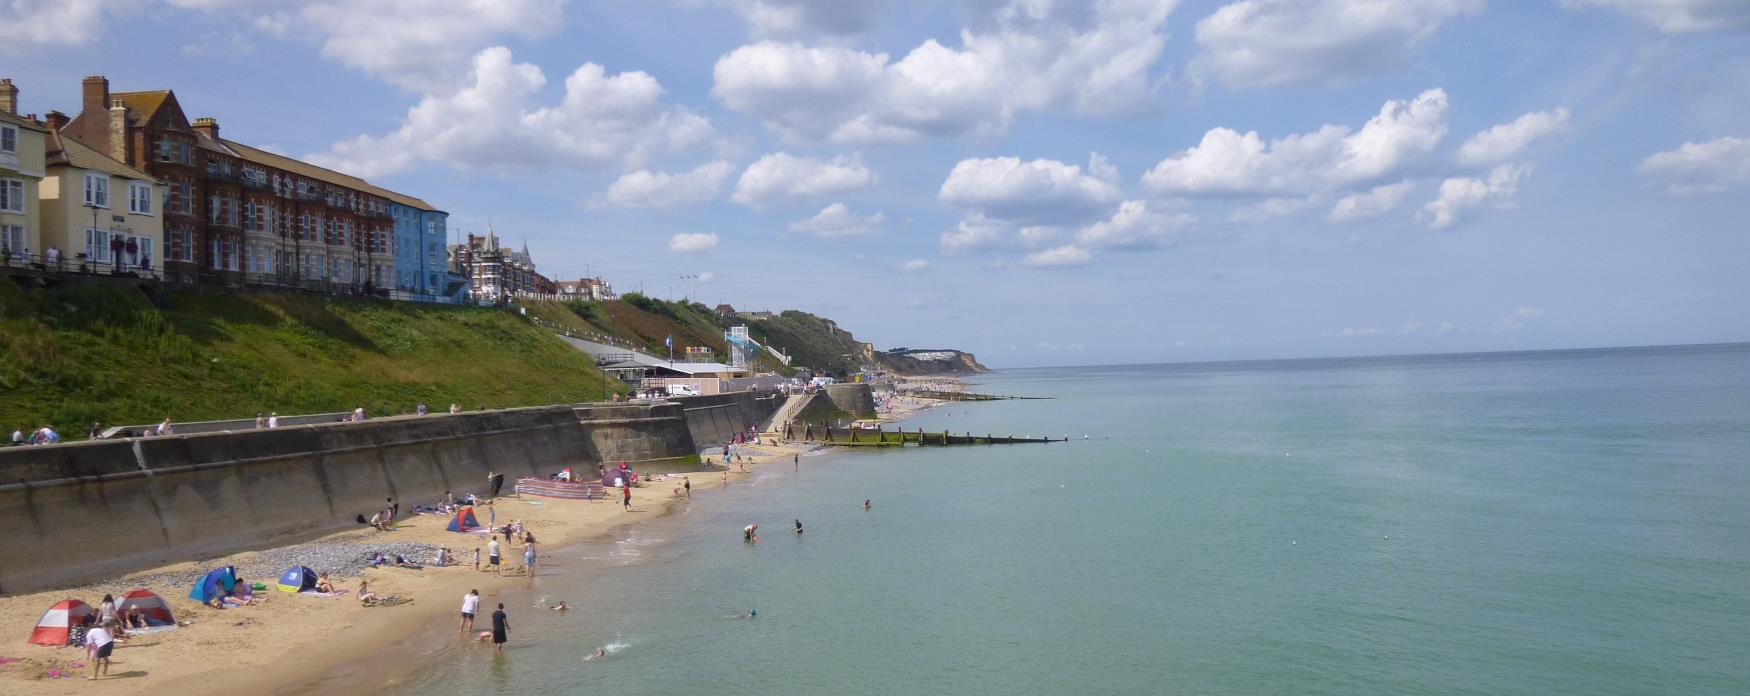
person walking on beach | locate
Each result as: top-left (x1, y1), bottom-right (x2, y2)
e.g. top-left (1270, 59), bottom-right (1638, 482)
top-left (523, 532), bottom-right (537, 571)
top-left (794, 453), bottom-right (799, 470)
top-left (683, 476), bottom-right (691, 498)
top-left (460, 590), bottom-right (480, 633)
top-left (622, 483), bottom-right (632, 511)
top-left (473, 547), bottom-right (480, 571)
top-left (488, 537), bottom-right (502, 575)
top-left (84, 622), bottom-right (114, 680)
top-left (491, 603), bottom-right (510, 653)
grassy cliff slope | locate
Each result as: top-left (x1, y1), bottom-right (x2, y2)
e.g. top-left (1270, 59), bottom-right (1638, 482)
top-left (0, 282), bottom-right (621, 434)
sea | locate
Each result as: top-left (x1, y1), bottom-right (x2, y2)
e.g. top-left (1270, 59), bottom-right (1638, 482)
top-left (378, 344), bottom-right (1750, 695)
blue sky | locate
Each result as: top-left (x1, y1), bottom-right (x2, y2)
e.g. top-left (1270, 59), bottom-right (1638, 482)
top-left (4, 0), bottom-right (1748, 367)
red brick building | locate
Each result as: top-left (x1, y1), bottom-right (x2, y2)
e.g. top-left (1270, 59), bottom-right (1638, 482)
top-left (61, 76), bottom-right (401, 289)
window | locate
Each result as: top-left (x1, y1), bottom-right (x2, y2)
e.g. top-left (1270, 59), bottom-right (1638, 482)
top-left (85, 174), bottom-right (110, 208)
top-left (0, 125), bottom-right (16, 154)
top-left (168, 181), bottom-right (191, 214)
top-left (0, 179), bottom-right (22, 213)
top-left (156, 139), bottom-right (191, 165)
top-left (129, 182), bottom-right (153, 214)
top-left (85, 229), bottom-right (113, 262)
top-left (1, 224), bottom-right (24, 254)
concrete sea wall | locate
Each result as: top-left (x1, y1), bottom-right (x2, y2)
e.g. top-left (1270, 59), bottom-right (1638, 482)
top-left (0, 403), bottom-right (702, 594)
top-left (672, 392), bottom-right (785, 448)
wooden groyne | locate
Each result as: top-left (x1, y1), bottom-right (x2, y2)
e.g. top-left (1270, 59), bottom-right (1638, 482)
top-left (783, 422), bottom-right (1061, 446)
top-left (899, 389), bottom-right (1049, 402)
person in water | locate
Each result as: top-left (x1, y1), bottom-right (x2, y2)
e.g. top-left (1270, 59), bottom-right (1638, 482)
top-left (863, 499), bottom-right (871, 511)
top-left (589, 648), bottom-right (607, 660)
top-left (743, 524), bottom-right (759, 542)
top-left (794, 518), bottom-right (804, 534)
top-left (553, 601), bottom-right (569, 612)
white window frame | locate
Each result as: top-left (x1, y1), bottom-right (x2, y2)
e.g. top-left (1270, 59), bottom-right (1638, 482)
top-left (0, 124), bottom-right (16, 154)
top-left (1, 178), bottom-right (24, 213)
top-left (85, 228), bottom-right (113, 263)
top-left (84, 173), bottom-right (110, 208)
top-left (129, 182), bottom-right (153, 215)
top-left (1, 224), bottom-right (25, 254)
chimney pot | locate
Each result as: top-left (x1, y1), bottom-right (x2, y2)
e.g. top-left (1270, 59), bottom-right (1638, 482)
top-left (192, 117), bottom-right (220, 142)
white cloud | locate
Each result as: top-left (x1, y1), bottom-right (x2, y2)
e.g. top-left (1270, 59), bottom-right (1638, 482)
top-left (1328, 180), bottom-right (1414, 221)
top-left (789, 203), bottom-right (885, 237)
top-left (668, 233), bottom-right (720, 253)
top-left (1191, 0), bottom-right (1483, 88)
top-left (1455, 108), bottom-right (1572, 166)
top-left (0, 0), bottom-right (116, 51)
top-left (1496, 306), bottom-right (1548, 331)
top-left (1022, 245), bottom-right (1094, 268)
top-left (730, 0), bottom-right (889, 36)
top-left (697, 271), bottom-right (717, 283)
top-left (1077, 200), bottom-right (1196, 250)
top-left (938, 154), bottom-right (1122, 222)
top-left (730, 152), bottom-right (875, 207)
top-left (1143, 89), bottom-right (1449, 197)
top-left (1638, 137), bottom-right (1750, 195)
top-left (1420, 163), bottom-right (1531, 229)
top-left (603, 161), bottom-right (735, 209)
top-left (311, 47), bottom-right (714, 178)
top-left (1559, 0), bottom-right (1750, 33)
top-left (1323, 327), bottom-right (1381, 338)
top-left (1229, 196), bottom-right (1318, 223)
top-left (900, 258), bottom-right (931, 272)
top-left (940, 213), bottom-right (1009, 253)
top-left (710, 2), bottom-right (1177, 143)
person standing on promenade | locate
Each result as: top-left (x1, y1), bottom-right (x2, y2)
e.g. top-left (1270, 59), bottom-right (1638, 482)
top-left (450, 403), bottom-right (460, 414)
top-left (157, 418), bottom-right (173, 436)
top-left (491, 603), bottom-right (509, 653)
top-left (460, 590), bottom-right (480, 633)
top-left (488, 537), bottom-right (502, 575)
top-left (10, 427), bottom-right (22, 446)
top-left (267, 412), bottom-right (279, 428)
top-left (88, 421), bottom-right (102, 439)
top-left (417, 403), bottom-right (428, 416)
top-left (254, 414), bottom-right (266, 429)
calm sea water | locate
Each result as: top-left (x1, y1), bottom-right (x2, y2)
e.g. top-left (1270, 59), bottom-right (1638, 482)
top-left (382, 344), bottom-right (1750, 695)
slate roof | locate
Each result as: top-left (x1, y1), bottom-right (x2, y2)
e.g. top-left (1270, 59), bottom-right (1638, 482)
top-left (47, 131), bottom-right (159, 182)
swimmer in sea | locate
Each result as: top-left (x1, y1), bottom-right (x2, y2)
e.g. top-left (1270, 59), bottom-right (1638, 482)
top-left (588, 648), bottom-right (607, 660)
top-left (863, 499), bottom-right (871, 511)
top-left (794, 518), bottom-right (804, 534)
top-left (553, 601), bottom-right (569, 612)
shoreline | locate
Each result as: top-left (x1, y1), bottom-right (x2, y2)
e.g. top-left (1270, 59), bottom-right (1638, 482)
top-left (0, 386), bottom-right (951, 695)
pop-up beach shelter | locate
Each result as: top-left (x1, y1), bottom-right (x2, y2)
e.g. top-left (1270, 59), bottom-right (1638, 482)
top-left (189, 566), bottom-right (237, 603)
top-left (115, 589), bottom-right (175, 626)
top-left (29, 599), bottom-right (93, 645)
top-left (277, 566), bottom-right (318, 593)
top-left (447, 506), bottom-right (481, 532)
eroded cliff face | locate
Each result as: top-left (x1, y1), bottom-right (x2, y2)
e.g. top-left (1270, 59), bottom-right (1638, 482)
top-left (875, 349), bottom-right (989, 375)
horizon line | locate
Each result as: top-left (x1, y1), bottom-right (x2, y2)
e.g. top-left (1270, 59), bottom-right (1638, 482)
top-left (982, 340), bottom-right (1750, 373)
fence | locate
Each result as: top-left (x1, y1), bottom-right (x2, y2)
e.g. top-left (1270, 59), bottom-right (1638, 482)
top-left (0, 250), bottom-right (163, 280)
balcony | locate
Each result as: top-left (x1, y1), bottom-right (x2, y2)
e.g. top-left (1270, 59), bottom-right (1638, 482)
top-left (240, 175), bottom-right (269, 190)
top-left (295, 189), bottom-right (322, 202)
top-left (205, 169), bottom-right (239, 184)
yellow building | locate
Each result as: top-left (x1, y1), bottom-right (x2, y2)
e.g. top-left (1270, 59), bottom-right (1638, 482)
top-left (1, 79), bottom-right (48, 263)
top-left (38, 116), bottom-right (164, 273)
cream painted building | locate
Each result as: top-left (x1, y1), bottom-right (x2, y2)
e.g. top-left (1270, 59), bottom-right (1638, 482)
top-left (38, 118), bottom-right (164, 273)
top-left (0, 79), bottom-right (48, 262)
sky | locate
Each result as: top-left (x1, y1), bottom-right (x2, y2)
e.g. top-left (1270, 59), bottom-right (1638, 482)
top-left (3, 0), bottom-right (1748, 368)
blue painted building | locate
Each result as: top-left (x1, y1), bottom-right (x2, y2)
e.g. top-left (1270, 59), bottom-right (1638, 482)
top-left (387, 196), bottom-right (464, 300)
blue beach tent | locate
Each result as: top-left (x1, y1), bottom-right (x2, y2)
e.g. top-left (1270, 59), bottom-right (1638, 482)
top-left (277, 566), bottom-right (318, 593)
top-left (447, 506), bottom-right (481, 533)
top-left (189, 566), bottom-right (237, 603)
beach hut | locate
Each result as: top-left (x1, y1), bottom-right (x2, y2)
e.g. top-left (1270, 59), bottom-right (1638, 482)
top-left (189, 566), bottom-right (237, 604)
top-left (115, 589), bottom-right (175, 626)
top-left (28, 599), bottom-right (93, 646)
top-left (447, 506), bottom-right (482, 533)
top-left (276, 566), bottom-right (318, 593)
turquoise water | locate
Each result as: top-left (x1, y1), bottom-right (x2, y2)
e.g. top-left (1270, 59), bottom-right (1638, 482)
top-left (382, 344), bottom-right (1750, 695)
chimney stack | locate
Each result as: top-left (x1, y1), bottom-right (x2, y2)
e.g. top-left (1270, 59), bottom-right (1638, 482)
top-left (192, 117), bottom-right (219, 142)
top-left (81, 75), bottom-right (109, 115)
top-left (0, 78), bottom-right (17, 116)
top-left (109, 99), bottom-right (131, 164)
top-left (44, 110), bottom-right (69, 131)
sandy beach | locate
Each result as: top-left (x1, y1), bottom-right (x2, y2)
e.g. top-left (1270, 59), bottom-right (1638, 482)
top-left (0, 385), bottom-right (952, 695)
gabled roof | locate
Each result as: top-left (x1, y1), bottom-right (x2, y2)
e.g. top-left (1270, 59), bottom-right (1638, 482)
top-left (0, 110), bottom-right (48, 133)
top-left (110, 90), bottom-right (172, 124)
top-left (194, 131), bottom-right (237, 156)
top-left (47, 130), bottom-right (158, 183)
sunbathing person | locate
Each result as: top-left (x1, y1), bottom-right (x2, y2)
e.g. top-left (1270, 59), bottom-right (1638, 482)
top-left (315, 573), bottom-right (336, 593)
top-left (357, 580), bottom-right (376, 604)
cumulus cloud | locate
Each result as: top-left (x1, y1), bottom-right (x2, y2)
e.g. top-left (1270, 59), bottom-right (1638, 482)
top-left (1076, 200), bottom-right (1196, 250)
top-left (1191, 0), bottom-right (1483, 88)
top-left (310, 47), bottom-right (714, 178)
top-left (1559, 0), bottom-right (1750, 33)
top-left (0, 0), bottom-right (114, 51)
top-left (900, 258), bottom-right (931, 271)
top-left (264, 0), bottom-right (565, 91)
top-left (1638, 137), bottom-right (1750, 195)
top-left (1328, 180), bottom-right (1414, 221)
top-left (940, 214), bottom-right (1010, 253)
top-left (730, 153), bottom-right (876, 207)
top-left (789, 203), bottom-right (885, 237)
top-left (1496, 306), bottom-right (1548, 331)
top-left (1420, 163), bottom-right (1531, 229)
top-left (710, 1), bottom-right (1177, 143)
top-left (602, 161), bottom-right (735, 208)
top-left (668, 232), bottom-right (720, 253)
top-left (1323, 327), bottom-right (1381, 338)
top-left (938, 154), bottom-right (1123, 222)
top-left (1455, 108), bottom-right (1572, 166)
top-left (729, 0), bottom-right (889, 36)
top-left (1143, 89), bottom-right (1449, 198)
top-left (1022, 245), bottom-right (1094, 268)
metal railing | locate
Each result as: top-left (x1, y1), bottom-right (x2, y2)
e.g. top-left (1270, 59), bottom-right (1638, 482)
top-left (0, 251), bottom-right (162, 279)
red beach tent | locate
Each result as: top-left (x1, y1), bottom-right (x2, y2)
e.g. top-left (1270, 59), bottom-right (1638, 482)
top-left (116, 588), bottom-right (176, 626)
top-left (29, 598), bottom-right (93, 646)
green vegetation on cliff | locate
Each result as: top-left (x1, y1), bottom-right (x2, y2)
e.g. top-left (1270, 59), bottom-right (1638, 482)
top-left (0, 282), bottom-right (621, 434)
